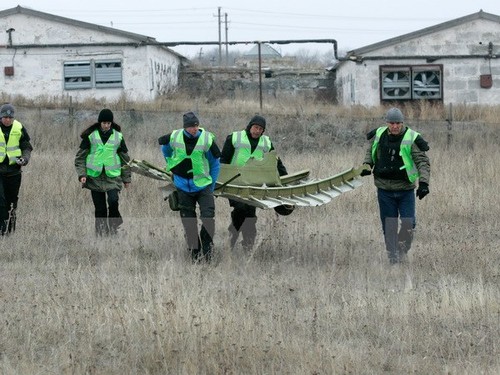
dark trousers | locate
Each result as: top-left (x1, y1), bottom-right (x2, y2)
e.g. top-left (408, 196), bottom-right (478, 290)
top-left (0, 173), bottom-right (22, 235)
top-left (177, 186), bottom-right (215, 262)
top-left (228, 200), bottom-right (257, 250)
top-left (91, 189), bottom-right (123, 236)
top-left (377, 188), bottom-right (416, 263)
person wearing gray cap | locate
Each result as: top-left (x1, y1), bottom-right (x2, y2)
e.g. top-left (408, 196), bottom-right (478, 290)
top-left (360, 107), bottom-right (430, 264)
top-left (158, 111), bottom-right (221, 263)
top-left (0, 103), bottom-right (33, 235)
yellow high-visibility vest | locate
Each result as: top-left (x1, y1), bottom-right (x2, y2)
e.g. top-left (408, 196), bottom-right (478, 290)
top-left (0, 120), bottom-right (23, 164)
top-left (166, 128), bottom-right (214, 187)
top-left (86, 130), bottom-right (123, 178)
top-left (230, 130), bottom-right (271, 166)
top-left (371, 126), bottom-right (420, 183)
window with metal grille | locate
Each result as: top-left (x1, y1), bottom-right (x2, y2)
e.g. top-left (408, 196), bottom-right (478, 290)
top-left (380, 65), bottom-right (442, 101)
top-left (95, 60), bottom-right (122, 88)
top-left (64, 61), bottom-right (92, 90)
top-left (63, 59), bottom-right (123, 90)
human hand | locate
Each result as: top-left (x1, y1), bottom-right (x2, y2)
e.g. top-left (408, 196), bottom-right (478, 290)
top-left (15, 157), bottom-right (27, 166)
top-left (416, 182), bottom-right (429, 200)
top-left (360, 163), bottom-right (372, 177)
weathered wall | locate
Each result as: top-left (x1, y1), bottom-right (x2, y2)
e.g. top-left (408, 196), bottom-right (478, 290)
top-left (178, 67), bottom-right (336, 102)
top-left (0, 11), bottom-right (181, 101)
top-left (335, 18), bottom-right (500, 106)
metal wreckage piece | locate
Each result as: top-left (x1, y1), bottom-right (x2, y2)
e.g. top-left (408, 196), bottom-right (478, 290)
top-left (128, 151), bottom-right (364, 210)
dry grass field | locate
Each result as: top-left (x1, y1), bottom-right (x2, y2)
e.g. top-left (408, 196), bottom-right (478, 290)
top-left (0, 101), bottom-right (499, 374)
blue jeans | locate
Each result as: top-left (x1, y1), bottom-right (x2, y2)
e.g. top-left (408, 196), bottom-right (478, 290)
top-left (377, 188), bottom-right (416, 262)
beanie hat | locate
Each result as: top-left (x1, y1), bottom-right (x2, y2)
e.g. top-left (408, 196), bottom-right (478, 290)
top-left (247, 115), bottom-right (266, 130)
top-left (0, 103), bottom-right (15, 118)
top-left (183, 111), bottom-right (199, 128)
top-left (385, 107), bottom-right (404, 123)
top-left (98, 108), bottom-right (114, 123)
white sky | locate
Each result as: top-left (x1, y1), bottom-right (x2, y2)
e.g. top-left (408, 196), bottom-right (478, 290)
top-left (3, 0), bottom-right (500, 58)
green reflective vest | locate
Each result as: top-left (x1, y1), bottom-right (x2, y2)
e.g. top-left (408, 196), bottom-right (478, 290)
top-left (0, 120), bottom-right (23, 164)
top-left (166, 128), bottom-right (214, 187)
top-left (86, 129), bottom-right (123, 178)
top-left (371, 126), bottom-right (420, 183)
top-left (230, 130), bottom-right (271, 166)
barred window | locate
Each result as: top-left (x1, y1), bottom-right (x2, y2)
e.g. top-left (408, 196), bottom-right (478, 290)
top-left (64, 59), bottom-right (123, 90)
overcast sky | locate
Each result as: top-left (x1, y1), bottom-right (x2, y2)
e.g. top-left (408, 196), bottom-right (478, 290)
top-left (3, 0), bottom-right (500, 57)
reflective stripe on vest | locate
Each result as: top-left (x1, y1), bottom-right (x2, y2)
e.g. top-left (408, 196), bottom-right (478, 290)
top-left (231, 130), bottom-right (271, 166)
top-left (86, 130), bottom-right (123, 178)
top-left (371, 126), bottom-right (420, 183)
top-left (0, 120), bottom-right (23, 164)
top-left (166, 128), bottom-right (214, 187)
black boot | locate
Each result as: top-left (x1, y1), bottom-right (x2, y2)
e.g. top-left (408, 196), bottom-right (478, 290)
top-left (189, 248), bottom-right (203, 263)
top-left (7, 206), bottom-right (16, 234)
top-left (228, 224), bottom-right (239, 249)
top-left (95, 217), bottom-right (109, 236)
top-left (108, 217), bottom-right (123, 235)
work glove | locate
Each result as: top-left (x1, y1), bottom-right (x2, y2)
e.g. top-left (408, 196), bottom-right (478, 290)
top-left (360, 163), bottom-right (372, 177)
top-left (15, 157), bottom-right (27, 166)
top-left (416, 182), bottom-right (429, 200)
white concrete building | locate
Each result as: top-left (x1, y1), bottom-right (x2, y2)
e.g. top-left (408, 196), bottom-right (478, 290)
top-left (333, 10), bottom-right (500, 106)
top-left (0, 6), bottom-right (187, 102)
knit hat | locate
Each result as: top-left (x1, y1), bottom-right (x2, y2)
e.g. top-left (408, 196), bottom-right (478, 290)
top-left (247, 115), bottom-right (266, 130)
top-left (98, 108), bottom-right (114, 123)
top-left (385, 107), bottom-right (404, 123)
top-left (0, 104), bottom-right (15, 118)
top-left (183, 111), bottom-right (199, 128)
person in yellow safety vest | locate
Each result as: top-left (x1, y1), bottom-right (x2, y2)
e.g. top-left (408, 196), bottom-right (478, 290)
top-left (158, 111), bottom-right (221, 263)
top-left (360, 107), bottom-right (430, 264)
top-left (0, 103), bottom-right (33, 235)
top-left (220, 115), bottom-right (288, 251)
top-left (75, 109), bottom-right (131, 236)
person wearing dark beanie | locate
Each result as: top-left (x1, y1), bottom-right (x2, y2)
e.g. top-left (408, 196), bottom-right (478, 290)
top-left (158, 111), bottom-right (221, 263)
top-left (246, 115), bottom-right (266, 131)
top-left (220, 114), bottom-right (288, 251)
top-left (75, 108), bottom-right (131, 236)
top-left (98, 108), bottom-right (114, 123)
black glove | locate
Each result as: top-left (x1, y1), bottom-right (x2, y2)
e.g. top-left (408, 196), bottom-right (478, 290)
top-left (360, 164), bottom-right (372, 177)
top-left (416, 182), bottom-right (429, 200)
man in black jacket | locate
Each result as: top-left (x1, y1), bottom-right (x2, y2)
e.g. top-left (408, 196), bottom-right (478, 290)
top-left (220, 115), bottom-right (287, 251)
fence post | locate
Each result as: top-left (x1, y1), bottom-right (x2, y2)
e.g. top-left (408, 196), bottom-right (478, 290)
top-left (446, 103), bottom-right (453, 147)
top-left (69, 96), bottom-right (74, 127)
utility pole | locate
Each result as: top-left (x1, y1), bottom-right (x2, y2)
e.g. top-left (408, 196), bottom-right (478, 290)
top-left (225, 13), bottom-right (229, 66)
top-left (218, 7), bottom-right (222, 65)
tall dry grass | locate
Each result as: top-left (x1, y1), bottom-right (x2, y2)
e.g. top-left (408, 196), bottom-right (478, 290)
top-left (0, 105), bottom-right (499, 374)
